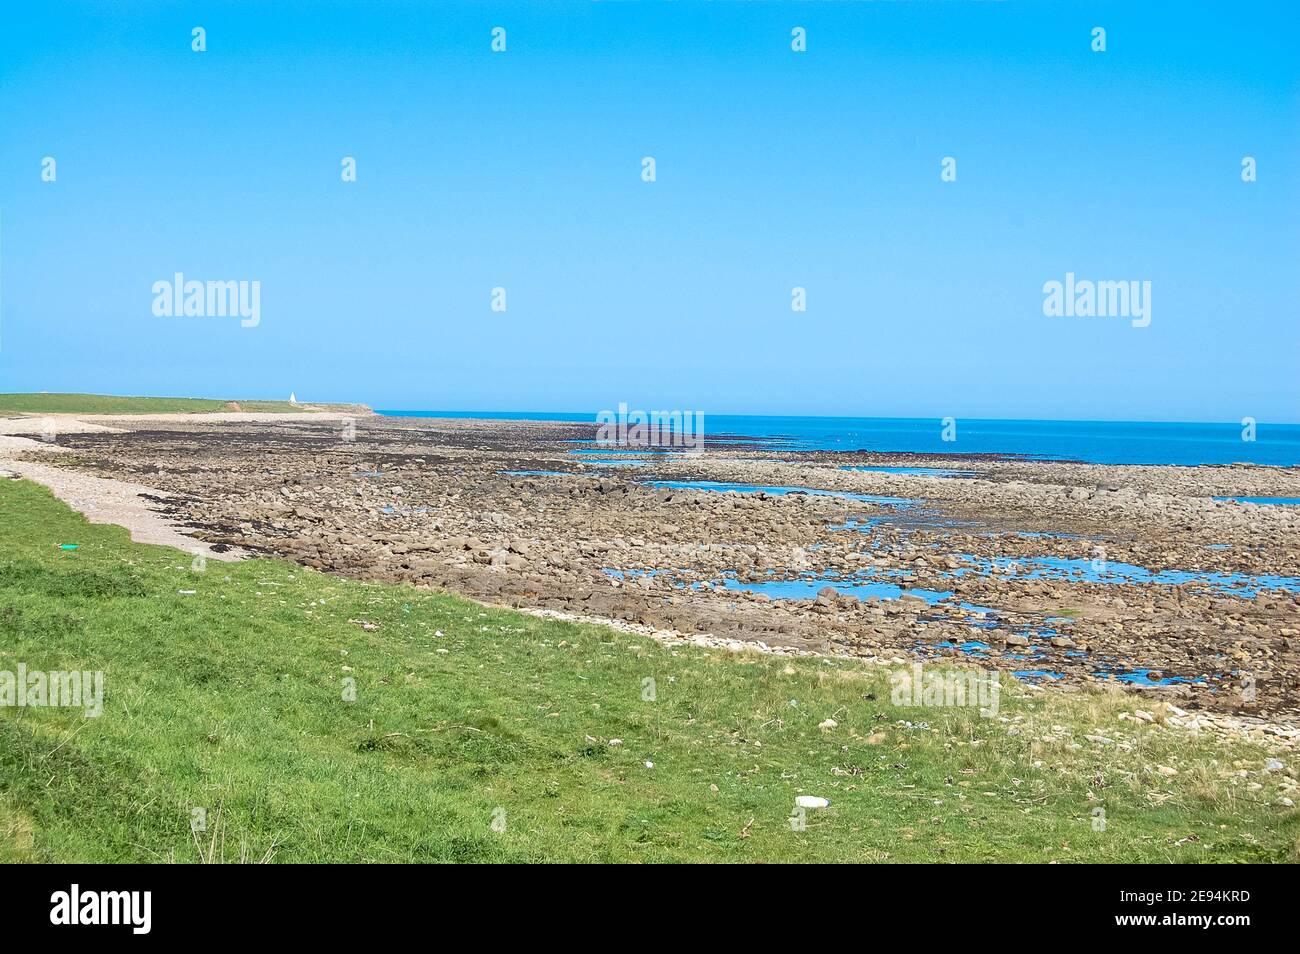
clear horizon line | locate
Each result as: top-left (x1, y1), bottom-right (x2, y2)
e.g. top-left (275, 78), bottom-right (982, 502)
top-left (4, 393), bottom-right (1295, 428)
top-left (374, 409), bottom-right (1300, 428)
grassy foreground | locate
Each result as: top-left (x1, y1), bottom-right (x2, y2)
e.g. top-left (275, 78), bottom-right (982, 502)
top-left (0, 393), bottom-right (346, 415)
top-left (0, 480), bottom-right (1295, 863)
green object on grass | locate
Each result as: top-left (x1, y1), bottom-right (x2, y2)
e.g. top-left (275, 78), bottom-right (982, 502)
top-left (58, 544), bottom-right (79, 550)
top-left (3, 478), bottom-right (1296, 863)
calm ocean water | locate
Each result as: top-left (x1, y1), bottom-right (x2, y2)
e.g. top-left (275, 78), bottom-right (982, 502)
top-left (376, 411), bottom-right (1300, 467)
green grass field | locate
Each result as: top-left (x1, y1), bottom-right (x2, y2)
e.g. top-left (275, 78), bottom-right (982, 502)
top-left (0, 479), bottom-right (1294, 862)
top-left (0, 393), bottom-right (348, 415)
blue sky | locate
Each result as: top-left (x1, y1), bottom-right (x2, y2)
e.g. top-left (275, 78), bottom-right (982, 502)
top-left (1, 1), bottom-right (1296, 421)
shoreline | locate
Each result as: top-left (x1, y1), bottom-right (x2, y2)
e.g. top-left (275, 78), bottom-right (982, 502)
top-left (375, 409), bottom-right (1300, 468)
top-left (3, 410), bottom-right (1298, 723)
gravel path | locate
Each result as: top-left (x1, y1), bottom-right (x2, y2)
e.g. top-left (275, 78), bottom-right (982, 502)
top-left (0, 425), bottom-right (247, 560)
top-left (0, 410), bottom-right (365, 557)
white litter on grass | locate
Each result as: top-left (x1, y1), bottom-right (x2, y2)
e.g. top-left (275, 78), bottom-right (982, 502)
top-left (795, 796), bottom-right (829, 809)
top-left (644, 760), bottom-right (654, 769)
top-left (178, 589), bottom-right (196, 595)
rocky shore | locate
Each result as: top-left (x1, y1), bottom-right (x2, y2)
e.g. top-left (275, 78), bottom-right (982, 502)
top-left (5, 412), bottom-right (1299, 721)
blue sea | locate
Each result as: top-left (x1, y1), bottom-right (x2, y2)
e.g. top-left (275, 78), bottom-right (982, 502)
top-left (376, 411), bottom-right (1300, 467)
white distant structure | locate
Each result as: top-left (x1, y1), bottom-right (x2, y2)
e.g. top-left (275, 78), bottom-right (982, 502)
top-left (289, 392), bottom-right (298, 404)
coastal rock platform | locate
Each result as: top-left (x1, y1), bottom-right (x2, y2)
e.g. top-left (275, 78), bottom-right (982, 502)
top-left (5, 412), bottom-right (1298, 723)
